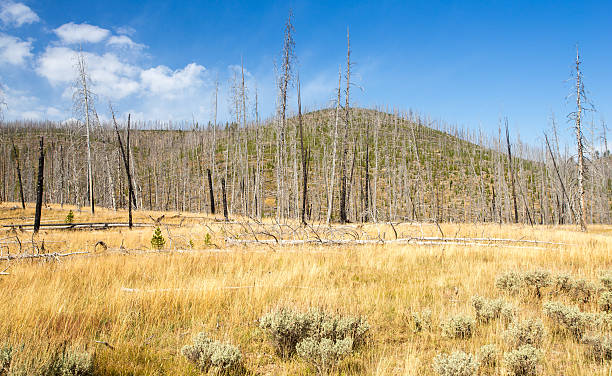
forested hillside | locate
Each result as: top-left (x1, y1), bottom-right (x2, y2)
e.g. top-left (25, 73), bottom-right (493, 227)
top-left (1, 107), bottom-right (610, 225)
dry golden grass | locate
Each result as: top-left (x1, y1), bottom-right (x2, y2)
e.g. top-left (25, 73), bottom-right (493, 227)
top-left (1, 202), bottom-right (612, 375)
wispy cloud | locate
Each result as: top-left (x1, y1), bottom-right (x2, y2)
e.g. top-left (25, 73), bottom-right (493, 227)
top-left (0, 1), bottom-right (39, 27)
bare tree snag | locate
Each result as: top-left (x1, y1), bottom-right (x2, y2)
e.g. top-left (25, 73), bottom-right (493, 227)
top-left (34, 137), bottom-right (44, 233)
top-left (297, 77), bottom-right (308, 225)
top-left (10, 139), bottom-right (25, 209)
top-left (573, 47), bottom-right (588, 232)
top-left (222, 177), bottom-right (229, 221)
top-left (505, 120), bottom-right (519, 224)
top-left (340, 27), bottom-right (351, 224)
top-left (207, 168), bottom-right (215, 214)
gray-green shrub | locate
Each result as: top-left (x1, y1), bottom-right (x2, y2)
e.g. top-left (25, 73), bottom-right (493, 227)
top-left (296, 337), bottom-right (353, 375)
top-left (471, 295), bottom-right (515, 323)
top-left (569, 278), bottom-right (597, 303)
top-left (600, 272), bottom-right (612, 290)
top-left (181, 332), bottom-right (243, 375)
top-left (412, 309), bottom-right (432, 333)
top-left (440, 315), bottom-right (475, 339)
top-left (495, 272), bottom-right (524, 295)
top-left (259, 308), bottom-right (369, 358)
top-left (477, 344), bottom-right (497, 368)
top-left (432, 351), bottom-right (478, 376)
top-left (0, 345), bottom-right (12, 376)
top-left (523, 270), bottom-right (552, 298)
top-left (259, 307), bottom-right (310, 357)
top-left (505, 318), bottom-right (544, 348)
top-left (582, 334), bottom-right (612, 361)
top-left (503, 345), bottom-right (540, 376)
top-left (543, 301), bottom-right (592, 340)
top-left (599, 292), bottom-right (612, 312)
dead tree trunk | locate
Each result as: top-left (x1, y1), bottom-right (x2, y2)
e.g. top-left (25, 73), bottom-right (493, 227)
top-left (34, 137), bottom-right (44, 233)
top-left (11, 140), bottom-right (25, 209)
top-left (505, 120), bottom-right (519, 223)
top-left (221, 177), bottom-right (229, 221)
top-left (111, 108), bottom-right (135, 229)
top-left (574, 47), bottom-right (588, 232)
top-left (297, 78), bottom-right (308, 225)
top-left (207, 168), bottom-right (215, 214)
top-left (339, 27), bottom-right (351, 224)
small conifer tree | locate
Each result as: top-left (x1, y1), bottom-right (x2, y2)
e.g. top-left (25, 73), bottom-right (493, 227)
top-left (151, 227), bottom-right (165, 249)
top-left (64, 210), bottom-right (75, 224)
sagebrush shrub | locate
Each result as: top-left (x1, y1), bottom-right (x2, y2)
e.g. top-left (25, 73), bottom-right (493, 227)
top-left (495, 272), bottom-right (524, 295)
top-left (259, 308), bottom-right (369, 358)
top-left (412, 309), bottom-right (432, 333)
top-left (0, 345), bottom-right (12, 376)
top-left (543, 301), bottom-right (591, 340)
top-left (182, 332), bottom-right (242, 374)
top-left (582, 334), bottom-right (612, 361)
top-left (440, 315), bottom-right (475, 339)
top-left (296, 337), bottom-right (353, 375)
top-left (259, 307), bottom-right (310, 357)
top-left (599, 291), bottom-right (612, 312)
top-left (38, 347), bottom-right (93, 376)
top-left (471, 295), bottom-right (515, 323)
top-left (569, 278), bottom-right (597, 303)
top-left (523, 270), bottom-right (552, 298)
top-left (600, 272), bottom-right (612, 290)
top-left (504, 345), bottom-right (540, 376)
top-left (553, 273), bottom-right (574, 295)
top-left (477, 344), bottom-right (497, 368)
top-left (432, 351), bottom-right (478, 376)
top-left (505, 318), bottom-right (544, 348)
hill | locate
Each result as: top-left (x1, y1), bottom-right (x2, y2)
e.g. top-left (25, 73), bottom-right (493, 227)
top-left (0, 107), bottom-right (609, 224)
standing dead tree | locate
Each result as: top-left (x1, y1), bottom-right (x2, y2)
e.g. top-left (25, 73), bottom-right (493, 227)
top-left (73, 51), bottom-right (96, 214)
top-left (276, 10), bottom-right (295, 222)
top-left (326, 66), bottom-right (342, 225)
top-left (111, 106), bottom-right (135, 229)
top-left (207, 168), bottom-right (215, 214)
top-left (339, 27), bottom-right (351, 223)
top-left (297, 77), bottom-right (308, 225)
top-left (505, 119), bottom-right (519, 223)
top-left (34, 137), bottom-right (44, 233)
top-left (10, 139), bottom-right (25, 209)
top-left (570, 47), bottom-right (588, 232)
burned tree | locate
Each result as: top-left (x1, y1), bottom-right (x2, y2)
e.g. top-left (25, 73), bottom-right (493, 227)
top-left (505, 120), bottom-right (519, 224)
top-left (34, 137), bottom-right (44, 233)
top-left (570, 47), bottom-right (588, 232)
top-left (73, 51), bottom-right (96, 214)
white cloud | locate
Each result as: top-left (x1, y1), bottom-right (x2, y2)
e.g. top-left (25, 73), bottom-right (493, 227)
top-left (0, 33), bottom-right (32, 65)
top-left (54, 22), bottom-right (110, 44)
top-left (37, 46), bottom-right (141, 99)
top-left (107, 35), bottom-right (144, 49)
top-left (141, 63), bottom-right (206, 98)
top-left (0, 2), bottom-right (39, 27)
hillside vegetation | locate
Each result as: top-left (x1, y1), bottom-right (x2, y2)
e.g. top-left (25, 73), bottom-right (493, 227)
top-left (1, 107), bottom-right (609, 225)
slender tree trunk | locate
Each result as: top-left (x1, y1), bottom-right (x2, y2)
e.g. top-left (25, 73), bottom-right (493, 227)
top-left (574, 48), bottom-right (587, 232)
top-left (222, 177), bottom-right (229, 221)
top-left (326, 66), bottom-right (342, 225)
top-left (207, 168), bottom-right (215, 214)
top-left (340, 27), bottom-right (351, 224)
top-left (297, 78), bottom-right (308, 225)
top-left (34, 137), bottom-right (44, 233)
top-left (505, 120), bottom-right (519, 223)
top-left (11, 140), bottom-right (25, 209)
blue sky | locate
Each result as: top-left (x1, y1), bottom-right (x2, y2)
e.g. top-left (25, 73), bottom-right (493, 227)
top-left (1, 0), bottom-right (611, 144)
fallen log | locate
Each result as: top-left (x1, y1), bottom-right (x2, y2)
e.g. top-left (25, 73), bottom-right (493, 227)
top-left (224, 236), bottom-right (570, 247)
top-left (0, 251), bottom-right (89, 261)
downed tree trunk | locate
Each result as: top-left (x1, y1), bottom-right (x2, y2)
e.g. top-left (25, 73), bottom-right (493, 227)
top-left (0, 251), bottom-right (89, 261)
